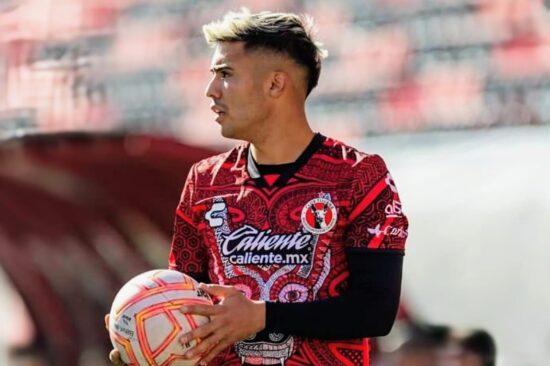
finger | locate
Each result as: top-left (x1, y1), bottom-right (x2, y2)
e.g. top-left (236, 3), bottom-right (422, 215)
top-left (180, 303), bottom-right (222, 316)
top-left (199, 283), bottom-right (237, 297)
top-left (198, 339), bottom-right (230, 365)
top-left (179, 321), bottom-right (218, 345)
top-left (104, 314), bottom-right (110, 331)
top-left (183, 333), bottom-right (224, 360)
top-left (109, 349), bottom-right (126, 366)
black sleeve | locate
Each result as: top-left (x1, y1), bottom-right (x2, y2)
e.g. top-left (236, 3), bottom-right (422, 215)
top-left (263, 249), bottom-right (403, 340)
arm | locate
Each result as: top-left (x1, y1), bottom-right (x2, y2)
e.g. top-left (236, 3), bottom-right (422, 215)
top-left (264, 250), bottom-right (403, 339)
top-left (168, 164), bottom-right (209, 282)
top-left (265, 154), bottom-right (408, 339)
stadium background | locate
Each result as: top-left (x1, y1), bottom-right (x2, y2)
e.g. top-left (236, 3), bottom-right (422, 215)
top-left (0, 0), bottom-right (548, 365)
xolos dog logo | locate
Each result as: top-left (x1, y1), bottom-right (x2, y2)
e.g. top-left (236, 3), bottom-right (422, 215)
top-left (301, 197), bottom-right (337, 234)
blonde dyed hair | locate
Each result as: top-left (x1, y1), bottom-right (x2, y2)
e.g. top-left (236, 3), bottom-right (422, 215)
top-left (203, 9), bottom-right (328, 97)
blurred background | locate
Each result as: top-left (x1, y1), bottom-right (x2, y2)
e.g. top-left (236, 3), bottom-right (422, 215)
top-left (0, 0), bottom-right (548, 365)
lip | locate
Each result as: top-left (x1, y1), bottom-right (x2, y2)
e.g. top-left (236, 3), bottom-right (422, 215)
top-left (210, 104), bottom-right (226, 114)
top-left (214, 111), bottom-right (226, 123)
top-left (211, 104), bottom-right (226, 123)
top-left (210, 103), bottom-right (227, 123)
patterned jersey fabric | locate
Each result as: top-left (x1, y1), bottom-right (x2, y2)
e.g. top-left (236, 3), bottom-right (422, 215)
top-left (169, 134), bottom-right (408, 365)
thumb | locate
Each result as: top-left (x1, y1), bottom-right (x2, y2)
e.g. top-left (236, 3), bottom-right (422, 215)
top-left (199, 283), bottom-right (236, 298)
top-left (104, 314), bottom-right (110, 331)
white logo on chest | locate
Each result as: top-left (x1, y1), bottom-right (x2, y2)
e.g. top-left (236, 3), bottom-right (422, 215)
top-left (205, 201), bottom-right (227, 228)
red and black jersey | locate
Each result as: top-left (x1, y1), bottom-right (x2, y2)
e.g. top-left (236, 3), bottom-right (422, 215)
top-left (169, 133), bottom-right (408, 365)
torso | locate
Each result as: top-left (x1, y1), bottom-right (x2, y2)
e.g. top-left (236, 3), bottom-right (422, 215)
top-left (172, 134), bottom-right (396, 365)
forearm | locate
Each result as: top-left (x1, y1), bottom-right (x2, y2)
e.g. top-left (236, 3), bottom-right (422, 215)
top-left (264, 252), bottom-right (403, 339)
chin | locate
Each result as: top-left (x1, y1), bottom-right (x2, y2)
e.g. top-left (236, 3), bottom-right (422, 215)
top-left (220, 127), bottom-right (246, 141)
top-left (220, 127), bottom-right (238, 140)
top-left (220, 127), bottom-right (232, 137)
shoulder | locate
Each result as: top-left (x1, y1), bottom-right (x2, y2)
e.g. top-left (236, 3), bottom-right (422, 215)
top-left (190, 143), bottom-right (247, 183)
top-left (319, 136), bottom-right (389, 179)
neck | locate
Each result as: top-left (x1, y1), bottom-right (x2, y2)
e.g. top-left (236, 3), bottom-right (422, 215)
top-left (249, 116), bottom-right (315, 165)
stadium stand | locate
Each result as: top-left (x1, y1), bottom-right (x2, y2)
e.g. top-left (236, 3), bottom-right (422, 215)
top-left (0, 133), bottom-right (214, 365)
top-left (1, 0), bottom-right (549, 144)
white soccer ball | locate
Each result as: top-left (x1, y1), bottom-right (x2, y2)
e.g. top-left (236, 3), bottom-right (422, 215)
top-left (109, 269), bottom-right (212, 366)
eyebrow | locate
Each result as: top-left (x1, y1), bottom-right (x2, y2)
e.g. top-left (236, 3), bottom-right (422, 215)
top-left (210, 64), bottom-right (233, 73)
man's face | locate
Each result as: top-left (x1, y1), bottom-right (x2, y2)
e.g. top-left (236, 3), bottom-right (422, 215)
top-left (205, 42), bottom-right (271, 140)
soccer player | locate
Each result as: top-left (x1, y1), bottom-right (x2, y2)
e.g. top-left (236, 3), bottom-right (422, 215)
top-left (109, 9), bottom-right (408, 366)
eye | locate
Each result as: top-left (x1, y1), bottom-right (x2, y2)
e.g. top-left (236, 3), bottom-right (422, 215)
top-left (220, 70), bottom-right (230, 79)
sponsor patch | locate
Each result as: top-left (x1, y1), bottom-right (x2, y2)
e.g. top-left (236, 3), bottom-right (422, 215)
top-left (368, 224), bottom-right (408, 239)
top-left (220, 225), bottom-right (314, 265)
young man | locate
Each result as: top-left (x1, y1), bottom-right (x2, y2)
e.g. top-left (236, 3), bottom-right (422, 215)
top-left (110, 9), bottom-right (408, 366)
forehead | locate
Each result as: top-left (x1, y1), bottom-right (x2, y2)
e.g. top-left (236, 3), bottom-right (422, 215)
top-left (210, 42), bottom-right (249, 66)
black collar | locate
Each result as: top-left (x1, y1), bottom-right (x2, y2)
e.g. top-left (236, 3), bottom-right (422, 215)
top-left (246, 133), bottom-right (326, 187)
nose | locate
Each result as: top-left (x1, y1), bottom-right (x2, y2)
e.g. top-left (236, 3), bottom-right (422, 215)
top-left (205, 75), bottom-right (221, 99)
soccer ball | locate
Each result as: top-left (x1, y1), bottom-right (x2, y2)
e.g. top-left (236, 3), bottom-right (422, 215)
top-left (108, 269), bottom-right (212, 366)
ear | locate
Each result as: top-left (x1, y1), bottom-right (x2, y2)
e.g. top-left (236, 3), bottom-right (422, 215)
top-left (268, 71), bottom-right (286, 97)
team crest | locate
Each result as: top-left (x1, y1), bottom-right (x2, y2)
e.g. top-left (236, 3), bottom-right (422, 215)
top-left (301, 197), bottom-right (337, 234)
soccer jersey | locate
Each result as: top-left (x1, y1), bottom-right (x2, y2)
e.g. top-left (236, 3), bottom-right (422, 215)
top-left (169, 133), bottom-right (408, 365)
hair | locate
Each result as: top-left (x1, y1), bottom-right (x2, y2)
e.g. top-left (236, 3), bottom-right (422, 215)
top-left (400, 325), bottom-right (496, 366)
top-left (459, 329), bottom-right (497, 366)
top-left (202, 9), bottom-right (328, 97)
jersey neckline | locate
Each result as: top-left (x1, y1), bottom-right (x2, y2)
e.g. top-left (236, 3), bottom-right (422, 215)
top-left (246, 133), bottom-right (326, 187)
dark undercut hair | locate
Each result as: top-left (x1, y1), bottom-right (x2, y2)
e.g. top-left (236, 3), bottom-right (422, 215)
top-left (203, 9), bottom-right (328, 97)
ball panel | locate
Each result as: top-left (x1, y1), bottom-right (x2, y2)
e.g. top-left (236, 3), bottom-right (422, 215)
top-left (136, 301), bottom-right (183, 361)
top-left (143, 312), bottom-right (175, 354)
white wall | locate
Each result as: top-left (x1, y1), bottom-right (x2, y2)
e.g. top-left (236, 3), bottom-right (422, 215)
top-left (353, 126), bottom-right (550, 366)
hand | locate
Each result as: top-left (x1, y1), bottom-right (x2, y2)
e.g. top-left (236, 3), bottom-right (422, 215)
top-left (104, 314), bottom-right (128, 366)
top-left (178, 283), bottom-right (266, 365)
